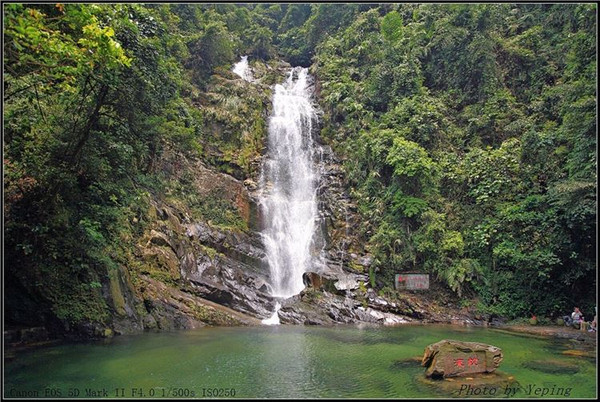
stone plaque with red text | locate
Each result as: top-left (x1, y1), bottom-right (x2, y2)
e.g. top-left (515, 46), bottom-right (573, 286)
top-left (422, 340), bottom-right (503, 378)
top-left (395, 274), bottom-right (429, 290)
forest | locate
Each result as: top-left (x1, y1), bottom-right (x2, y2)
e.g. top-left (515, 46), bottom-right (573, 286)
top-left (3, 3), bottom-right (596, 333)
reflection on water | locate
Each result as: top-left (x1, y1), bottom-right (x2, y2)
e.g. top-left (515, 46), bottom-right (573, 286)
top-left (4, 325), bottom-right (596, 399)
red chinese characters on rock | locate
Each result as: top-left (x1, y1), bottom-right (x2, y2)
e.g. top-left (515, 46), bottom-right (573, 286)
top-left (454, 356), bottom-right (479, 370)
top-left (468, 357), bottom-right (479, 367)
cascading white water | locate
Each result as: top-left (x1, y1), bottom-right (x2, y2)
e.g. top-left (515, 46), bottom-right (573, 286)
top-left (232, 55), bottom-right (253, 81)
top-left (260, 67), bottom-right (319, 306)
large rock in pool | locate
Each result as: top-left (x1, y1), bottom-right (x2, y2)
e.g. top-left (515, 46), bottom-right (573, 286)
top-left (422, 340), bottom-right (503, 378)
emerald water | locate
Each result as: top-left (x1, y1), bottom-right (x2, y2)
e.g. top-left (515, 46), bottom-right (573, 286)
top-left (4, 325), bottom-right (596, 399)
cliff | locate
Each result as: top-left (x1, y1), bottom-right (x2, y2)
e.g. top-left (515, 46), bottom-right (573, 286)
top-left (5, 59), bottom-right (468, 344)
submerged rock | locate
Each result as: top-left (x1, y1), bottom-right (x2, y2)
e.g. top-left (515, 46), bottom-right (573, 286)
top-left (5, 327), bottom-right (49, 344)
top-left (390, 356), bottom-right (423, 370)
top-left (522, 359), bottom-right (580, 374)
top-left (561, 349), bottom-right (594, 358)
top-left (417, 371), bottom-right (519, 398)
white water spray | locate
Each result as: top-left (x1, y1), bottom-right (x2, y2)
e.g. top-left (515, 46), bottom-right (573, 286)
top-left (232, 55), bottom-right (253, 82)
top-left (262, 302), bottom-right (281, 326)
top-left (260, 67), bottom-right (319, 310)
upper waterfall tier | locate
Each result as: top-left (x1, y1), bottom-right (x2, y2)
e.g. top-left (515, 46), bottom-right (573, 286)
top-left (260, 67), bottom-right (319, 299)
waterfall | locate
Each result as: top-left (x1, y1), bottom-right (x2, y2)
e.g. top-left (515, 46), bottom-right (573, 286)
top-left (260, 67), bottom-right (319, 307)
top-left (232, 55), bottom-right (253, 81)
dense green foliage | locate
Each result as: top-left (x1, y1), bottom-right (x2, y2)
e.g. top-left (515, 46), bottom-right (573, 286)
top-left (311, 4), bottom-right (596, 318)
top-left (3, 3), bottom-right (275, 327)
top-left (3, 3), bottom-right (596, 329)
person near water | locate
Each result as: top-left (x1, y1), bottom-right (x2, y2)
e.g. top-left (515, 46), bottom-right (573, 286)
top-left (571, 307), bottom-right (584, 328)
top-left (563, 307), bottom-right (585, 328)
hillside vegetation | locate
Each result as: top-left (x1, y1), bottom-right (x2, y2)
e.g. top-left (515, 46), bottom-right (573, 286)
top-left (3, 3), bottom-right (596, 332)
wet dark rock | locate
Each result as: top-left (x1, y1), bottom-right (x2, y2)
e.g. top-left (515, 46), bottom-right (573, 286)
top-left (4, 327), bottom-right (49, 344)
top-left (141, 276), bottom-right (260, 327)
top-left (303, 271), bottom-right (324, 289)
top-left (185, 261), bottom-right (275, 319)
top-left (363, 289), bottom-right (426, 320)
top-left (181, 222), bottom-right (275, 319)
top-left (313, 143), bottom-right (366, 269)
top-left (142, 313), bottom-right (158, 331)
top-left (302, 271), bottom-right (340, 293)
top-left (275, 287), bottom-right (410, 326)
top-left (490, 316), bottom-right (507, 326)
top-left (66, 322), bottom-right (114, 340)
top-left (185, 222), bottom-right (267, 275)
top-left (278, 293), bottom-right (335, 325)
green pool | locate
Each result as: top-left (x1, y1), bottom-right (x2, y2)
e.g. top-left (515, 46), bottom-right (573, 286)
top-left (4, 324), bottom-right (596, 399)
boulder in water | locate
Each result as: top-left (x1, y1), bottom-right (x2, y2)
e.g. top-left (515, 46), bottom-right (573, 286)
top-left (422, 340), bottom-right (503, 378)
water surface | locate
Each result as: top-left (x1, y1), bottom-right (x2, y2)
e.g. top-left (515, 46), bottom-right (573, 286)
top-left (4, 325), bottom-right (596, 399)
